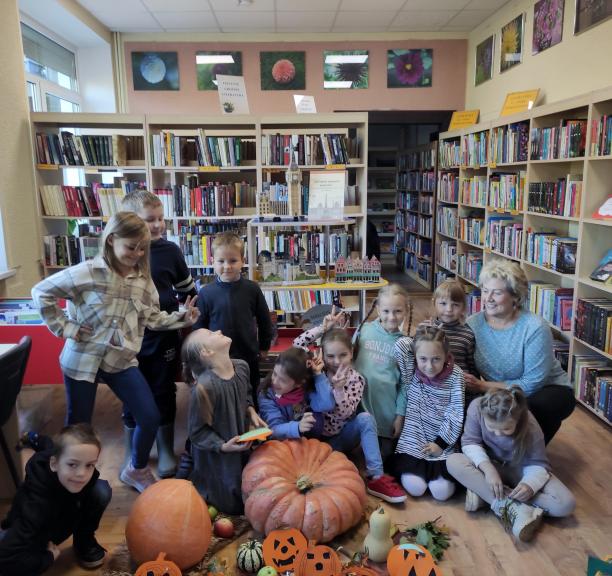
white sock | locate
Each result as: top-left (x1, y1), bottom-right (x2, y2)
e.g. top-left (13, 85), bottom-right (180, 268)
top-left (428, 477), bottom-right (456, 501)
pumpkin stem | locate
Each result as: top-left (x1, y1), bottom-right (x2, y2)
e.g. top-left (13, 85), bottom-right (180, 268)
top-left (296, 475), bottom-right (314, 492)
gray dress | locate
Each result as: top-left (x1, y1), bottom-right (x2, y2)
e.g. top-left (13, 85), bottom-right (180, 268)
top-left (188, 359), bottom-right (251, 515)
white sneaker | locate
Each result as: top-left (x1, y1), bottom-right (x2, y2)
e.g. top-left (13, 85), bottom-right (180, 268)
top-left (120, 462), bottom-right (157, 493)
top-left (495, 498), bottom-right (544, 542)
top-left (465, 489), bottom-right (485, 512)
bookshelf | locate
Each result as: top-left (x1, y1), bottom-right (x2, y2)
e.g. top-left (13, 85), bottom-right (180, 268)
top-left (436, 89), bottom-right (612, 425)
top-left (368, 147), bottom-right (398, 257)
top-left (396, 143), bottom-right (437, 288)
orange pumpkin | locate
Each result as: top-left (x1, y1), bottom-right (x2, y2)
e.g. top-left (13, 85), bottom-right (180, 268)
top-left (135, 552), bottom-right (181, 576)
top-left (126, 479), bottom-right (212, 570)
top-left (263, 528), bottom-right (308, 573)
top-left (242, 438), bottom-right (367, 543)
top-left (294, 540), bottom-right (343, 576)
top-left (387, 543), bottom-right (440, 576)
top-left (341, 565), bottom-right (378, 576)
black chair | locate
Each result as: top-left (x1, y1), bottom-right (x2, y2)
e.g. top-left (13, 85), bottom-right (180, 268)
top-left (0, 336), bottom-right (32, 490)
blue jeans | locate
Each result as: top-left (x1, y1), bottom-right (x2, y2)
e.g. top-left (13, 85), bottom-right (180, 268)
top-left (326, 412), bottom-right (383, 478)
top-left (64, 367), bottom-right (161, 469)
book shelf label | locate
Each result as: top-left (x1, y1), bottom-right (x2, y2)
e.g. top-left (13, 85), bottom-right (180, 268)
top-left (198, 166), bottom-right (221, 172)
top-left (449, 109), bottom-right (480, 130)
top-left (325, 164), bottom-right (346, 170)
top-left (37, 164), bottom-right (58, 170)
top-left (500, 89), bottom-right (540, 117)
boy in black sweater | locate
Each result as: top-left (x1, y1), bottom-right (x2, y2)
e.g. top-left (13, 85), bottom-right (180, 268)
top-left (0, 424), bottom-right (111, 576)
top-left (121, 191), bottom-right (197, 478)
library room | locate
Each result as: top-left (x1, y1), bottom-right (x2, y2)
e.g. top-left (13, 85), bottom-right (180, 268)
top-left (0, 0), bottom-right (611, 575)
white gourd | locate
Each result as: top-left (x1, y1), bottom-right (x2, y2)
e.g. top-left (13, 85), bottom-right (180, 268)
top-left (363, 505), bottom-right (394, 562)
top-left (237, 539), bottom-right (264, 573)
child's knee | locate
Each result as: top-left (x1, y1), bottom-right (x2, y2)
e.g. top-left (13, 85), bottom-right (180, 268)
top-left (356, 412), bottom-right (377, 434)
top-left (446, 452), bottom-right (469, 476)
top-left (548, 490), bottom-right (576, 517)
top-left (401, 473), bottom-right (427, 497)
top-left (92, 479), bottom-right (112, 507)
top-left (428, 477), bottom-right (455, 501)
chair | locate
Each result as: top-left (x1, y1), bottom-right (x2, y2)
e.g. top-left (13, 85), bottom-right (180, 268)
top-left (0, 336), bottom-right (32, 490)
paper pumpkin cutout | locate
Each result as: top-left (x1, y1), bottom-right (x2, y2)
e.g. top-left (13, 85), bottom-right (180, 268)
top-left (387, 543), bottom-right (441, 576)
top-left (237, 427), bottom-right (273, 442)
top-left (263, 528), bottom-right (308, 573)
top-left (294, 541), bottom-right (343, 576)
top-left (135, 552), bottom-right (181, 576)
top-left (342, 565), bottom-right (378, 576)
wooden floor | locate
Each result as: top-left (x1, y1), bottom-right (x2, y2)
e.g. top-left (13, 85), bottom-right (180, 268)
top-left (2, 294), bottom-right (611, 575)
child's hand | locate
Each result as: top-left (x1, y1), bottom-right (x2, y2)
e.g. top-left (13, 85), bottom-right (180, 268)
top-left (299, 412), bottom-right (316, 433)
top-left (183, 295), bottom-right (200, 324)
top-left (259, 349), bottom-right (269, 361)
top-left (508, 482), bottom-right (534, 502)
top-left (47, 541), bottom-right (60, 561)
top-left (464, 373), bottom-right (484, 392)
top-left (322, 306), bottom-right (349, 332)
top-left (74, 324), bottom-right (93, 342)
top-left (483, 467), bottom-right (505, 500)
top-left (421, 442), bottom-right (443, 457)
top-left (221, 436), bottom-right (252, 453)
top-left (248, 407), bottom-right (267, 429)
top-left (330, 363), bottom-right (350, 389)
top-left (392, 415), bottom-right (405, 438)
top-left (309, 348), bottom-right (324, 374)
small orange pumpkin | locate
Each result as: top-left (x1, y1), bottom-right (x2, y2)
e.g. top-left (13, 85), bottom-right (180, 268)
top-left (294, 540), bottom-right (343, 576)
top-left (135, 552), bottom-right (181, 576)
top-left (387, 543), bottom-right (440, 576)
top-left (263, 528), bottom-right (308, 573)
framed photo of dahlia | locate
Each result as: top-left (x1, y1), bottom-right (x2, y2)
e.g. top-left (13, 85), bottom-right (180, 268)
top-left (500, 13), bottom-right (525, 73)
top-left (260, 51), bottom-right (305, 90)
top-left (474, 35), bottom-right (494, 86)
top-left (532, 0), bottom-right (564, 55)
top-left (323, 50), bottom-right (368, 89)
top-left (387, 49), bottom-right (433, 88)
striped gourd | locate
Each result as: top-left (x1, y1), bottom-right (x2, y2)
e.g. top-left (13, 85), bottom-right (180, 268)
top-left (237, 539), bottom-right (264, 573)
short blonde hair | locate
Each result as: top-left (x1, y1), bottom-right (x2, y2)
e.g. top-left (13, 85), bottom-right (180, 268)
top-left (432, 279), bottom-right (466, 307)
top-left (102, 211), bottom-right (151, 277)
top-left (479, 259), bottom-right (528, 308)
top-left (212, 232), bottom-right (245, 258)
top-left (121, 190), bottom-right (162, 213)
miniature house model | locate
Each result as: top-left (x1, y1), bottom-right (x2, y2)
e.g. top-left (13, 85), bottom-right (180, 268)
top-left (334, 255), bottom-right (381, 283)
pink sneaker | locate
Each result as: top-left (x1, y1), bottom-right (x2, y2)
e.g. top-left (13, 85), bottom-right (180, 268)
top-left (120, 462), bottom-right (157, 493)
top-left (367, 474), bottom-right (407, 504)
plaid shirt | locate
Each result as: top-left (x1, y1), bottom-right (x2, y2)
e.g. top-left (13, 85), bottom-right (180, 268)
top-left (31, 257), bottom-right (192, 382)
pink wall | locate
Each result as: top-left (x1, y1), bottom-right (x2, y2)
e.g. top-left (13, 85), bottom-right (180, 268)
top-left (125, 39), bottom-right (467, 115)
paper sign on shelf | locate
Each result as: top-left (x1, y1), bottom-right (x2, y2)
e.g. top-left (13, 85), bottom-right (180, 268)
top-left (308, 170), bottom-right (346, 220)
top-left (294, 95), bottom-right (317, 114)
top-left (448, 110), bottom-right (480, 130)
top-left (500, 89), bottom-right (540, 117)
top-left (216, 75), bottom-right (250, 115)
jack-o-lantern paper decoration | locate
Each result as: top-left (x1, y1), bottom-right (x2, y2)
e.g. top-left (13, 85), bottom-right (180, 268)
top-left (263, 528), bottom-right (308, 573)
top-left (294, 540), bottom-right (343, 576)
top-left (341, 566), bottom-right (378, 576)
top-left (387, 543), bottom-right (441, 576)
top-left (135, 552), bottom-right (181, 576)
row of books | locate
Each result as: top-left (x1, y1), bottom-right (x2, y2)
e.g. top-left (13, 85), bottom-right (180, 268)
top-left (43, 234), bottom-right (100, 267)
top-left (397, 170), bottom-right (436, 192)
top-left (524, 232), bottom-right (577, 274)
top-left (575, 298), bottom-right (612, 354)
top-left (461, 131), bottom-right (488, 167)
top-left (488, 171), bottom-right (525, 212)
top-left (437, 206), bottom-right (458, 238)
top-left (526, 176), bottom-right (582, 218)
top-left (439, 140), bottom-right (461, 169)
top-left (438, 172), bottom-right (460, 203)
top-left (437, 240), bottom-right (457, 272)
top-left (572, 355), bottom-right (612, 423)
top-left (260, 133), bottom-right (353, 166)
top-left (35, 131), bottom-right (140, 166)
top-left (488, 122), bottom-right (529, 164)
top-left (262, 289), bottom-right (341, 313)
top-left (461, 175), bottom-right (487, 207)
top-left (405, 212), bottom-right (419, 233)
top-left (419, 195), bottom-right (434, 215)
top-left (459, 216), bottom-right (484, 246)
top-left (418, 215), bottom-right (433, 238)
top-left (396, 191), bottom-right (418, 211)
top-left (590, 114), bottom-right (612, 156)
top-left (405, 235), bottom-right (432, 259)
top-left (530, 119), bottom-right (587, 160)
top-left (526, 282), bottom-right (573, 331)
top-left (435, 269), bottom-right (454, 287)
top-left (486, 217), bottom-right (523, 259)
top-left (399, 149), bottom-right (436, 171)
top-left (255, 230), bottom-right (352, 264)
top-left (166, 227), bottom-right (249, 267)
top-left (552, 340), bottom-right (570, 372)
top-left (466, 287), bottom-right (482, 315)
top-left (457, 251), bottom-right (482, 283)
top-left (404, 251), bottom-right (431, 282)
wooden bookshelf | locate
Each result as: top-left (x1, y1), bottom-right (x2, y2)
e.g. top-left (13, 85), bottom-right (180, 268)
top-left (367, 146), bottom-right (398, 257)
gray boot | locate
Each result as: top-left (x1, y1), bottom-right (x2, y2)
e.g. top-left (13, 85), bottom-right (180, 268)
top-left (492, 497), bottom-right (544, 542)
top-left (156, 424), bottom-right (177, 478)
top-left (122, 427), bottom-right (134, 474)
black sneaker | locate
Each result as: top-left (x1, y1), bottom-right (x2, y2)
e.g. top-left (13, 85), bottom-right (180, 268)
top-left (74, 538), bottom-right (106, 569)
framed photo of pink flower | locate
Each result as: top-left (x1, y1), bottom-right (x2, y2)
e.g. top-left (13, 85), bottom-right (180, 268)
top-left (475, 35), bottom-right (494, 86)
top-left (532, 0), bottom-right (564, 54)
top-left (500, 13), bottom-right (525, 73)
top-left (387, 49), bottom-right (432, 88)
top-left (260, 51), bottom-right (305, 90)
top-left (574, 0), bottom-right (612, 35)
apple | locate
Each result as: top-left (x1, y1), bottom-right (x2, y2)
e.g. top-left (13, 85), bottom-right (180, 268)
top-left (213, 517), bottom-right (235, 538)
top-left (208, 505), bottom-right (218, 521)
top-left (257, 568), bottom-right (278, 576)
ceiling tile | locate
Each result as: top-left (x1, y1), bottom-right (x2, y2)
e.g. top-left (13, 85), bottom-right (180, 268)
top-left (400, 0), bottom-right (470, 9)
top-left (277, 12), bottom-right (335, 28)
top-left (277, 0), bottom-right (341, 10)
top-left (390, 10), bottom-right (455, 29)
top-left (153, 11), bottom-right (219, 30)
top-left (215, 10), bottom-right (275, 27)
top-left (465, 0), bottom-right (510, 9)
top-left (445, 9), bottom-right (493, 27)
top-left (339, 0), bottom-right (406, 9)
top-left (208, 0), bottom-right (275, 11)
top-left (100, 9), bottom-right (163, 31)
top-left (142, 0), bottom-right (209, 11)
top-left (334, 11), bottom-right (397, 27)
top-left (440, 24), bottom-right (474, 32)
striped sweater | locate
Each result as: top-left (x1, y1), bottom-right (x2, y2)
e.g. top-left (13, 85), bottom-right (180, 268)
top-left (394, 337), bottom-right (465, 461)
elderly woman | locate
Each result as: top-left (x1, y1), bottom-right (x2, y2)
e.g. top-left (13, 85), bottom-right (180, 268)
top-left (465, 259), bottom-right (575, 444)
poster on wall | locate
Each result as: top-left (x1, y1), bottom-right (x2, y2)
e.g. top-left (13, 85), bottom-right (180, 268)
top-left (196, 51), bottom-right (243, 90)
top-left (387, 49), bottom-right (433, 88)
top-left (216, 75), bottom-right (250, 114)
top-left (260, 51), bottom-right (306, 90)
top-left (323, 50), bottom-right (369, 89)
top-left (574, 0), bottom-right (612, 34)
top-left (131, 52), bottom-right (179, 91)
top-left (533, 0), bottom-right (564, 54)
top-left (500, 14), bottom-right (525, 73)
top-left (474, 35), bottom-right (494, 86)
top-left (308, 170), bottom-right (346, 220)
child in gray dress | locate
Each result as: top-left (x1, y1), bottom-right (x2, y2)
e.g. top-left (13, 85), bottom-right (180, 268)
top-left (181, 328), bottom-right (266, 515)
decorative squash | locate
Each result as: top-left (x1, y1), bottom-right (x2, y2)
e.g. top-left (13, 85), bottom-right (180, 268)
top-left (134, 552), bottom-right (181, 576)
top-left (242, 438), bottom-right (367, 543)
top-left (362, 506), bottom-right (393, 562)
top-left (262, 528), bottom-right (308, 573)
top-left (387, 543), bottom-right (440, 576)
top-left (294, 540), bottom-right (343, 576)
top-left (126, 479), bottom-right (212, 570)
top-left (237, 539), bottom-right (265, 573)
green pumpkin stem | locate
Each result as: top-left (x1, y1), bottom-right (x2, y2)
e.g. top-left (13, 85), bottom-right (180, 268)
top-left (296, 475), bottom-right (314, 493)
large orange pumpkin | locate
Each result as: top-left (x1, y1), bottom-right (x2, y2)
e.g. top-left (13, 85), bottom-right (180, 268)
top-left (126, 479), bottom-right (212, 569)
top-left (387, 543), bottom-right (440, 576)
top-left (242, 438), bottom-right (367, 543)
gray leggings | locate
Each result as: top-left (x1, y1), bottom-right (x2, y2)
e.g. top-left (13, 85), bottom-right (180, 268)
top-left (447, 453), bottom-right (576, 517)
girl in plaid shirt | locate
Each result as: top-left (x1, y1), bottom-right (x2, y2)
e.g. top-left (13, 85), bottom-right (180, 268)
top-left (32, 212), bottom-right (199, 493)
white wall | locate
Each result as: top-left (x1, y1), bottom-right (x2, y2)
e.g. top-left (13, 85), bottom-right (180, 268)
top-left (466, 0), bottom-right (612, 121)
top-left (78, 43), bottom-right (115, 113)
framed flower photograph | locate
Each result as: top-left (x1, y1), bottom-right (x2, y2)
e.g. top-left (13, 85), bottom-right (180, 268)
top-left (260, 51), bottom-right (305, 91)
top-left (533, 0), bottom-right (564, 54)
top-left (387, 49), bottom-right (433, 88)
top-left (574, 0), bottom-right (612, 35)
top-left (131, 52), bottom-right (179, 91)
top-left (196, 51), bottom-right (242, 90)
top-left (500, 14), bottom-right (525, 73)
top-left (475, 35), bottom-right (494, 86)
top-left (323, 50), bottom-right (368, 89)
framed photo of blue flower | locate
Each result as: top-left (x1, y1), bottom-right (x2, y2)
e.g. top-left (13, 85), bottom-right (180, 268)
top-left (533, 0), bottom-right (564, 54)
top-left (387, 49), bottom-right (432, 88)
top-left (324, 50), bottom-right (368, 89)
top-left (132, 51), bottom-right (179, 91)
top-left (196, 51), bottom-right (243, 90)
top-left (574, 0), bottom-right (612, 35)
top-left (475, 35), bottom-right (494, 86)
